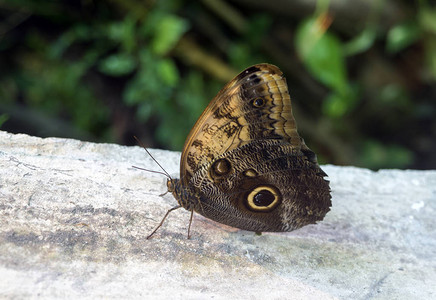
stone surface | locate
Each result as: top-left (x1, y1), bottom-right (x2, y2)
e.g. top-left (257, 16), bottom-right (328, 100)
top-left (0, 130), bottom-right (435, 299)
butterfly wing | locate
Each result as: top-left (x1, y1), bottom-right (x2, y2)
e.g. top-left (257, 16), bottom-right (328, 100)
top-left (178, 64), bottom-right (331, 232)
top-left (181, 64), bottom-right (307, 184)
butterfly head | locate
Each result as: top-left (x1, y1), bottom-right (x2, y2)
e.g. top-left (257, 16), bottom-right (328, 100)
top-left (166, 178), bottom-right (177, 193)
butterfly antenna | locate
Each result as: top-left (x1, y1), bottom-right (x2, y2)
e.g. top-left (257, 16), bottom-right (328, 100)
top-left (131, 166), bottom-right (169, 178)
top-left (133, 136), bottom-right (172, 179)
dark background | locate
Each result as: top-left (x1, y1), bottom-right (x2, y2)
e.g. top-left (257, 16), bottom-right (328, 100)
top-left (1, 0), bottom-right (435, 170)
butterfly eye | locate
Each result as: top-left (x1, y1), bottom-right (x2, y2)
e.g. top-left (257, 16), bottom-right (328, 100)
top-left (252, 97), bottom-right (265, 108)
top-left (246, 185), bottom-right (281, 212)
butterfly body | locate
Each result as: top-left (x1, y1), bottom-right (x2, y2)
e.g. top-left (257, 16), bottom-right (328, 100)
top-left (162, 63), bottom-right (331, 234)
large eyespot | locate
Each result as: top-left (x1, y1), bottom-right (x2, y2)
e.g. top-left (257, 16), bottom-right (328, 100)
top-left (209, 158), bottom-right (232, 179)
top-left (252, 97), bottom-right (265, 108)
top-left (245, 185), bottom-right (281, 212)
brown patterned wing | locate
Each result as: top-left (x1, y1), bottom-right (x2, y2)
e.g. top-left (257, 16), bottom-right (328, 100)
top-left (180, 64), bottom-right (310, 185)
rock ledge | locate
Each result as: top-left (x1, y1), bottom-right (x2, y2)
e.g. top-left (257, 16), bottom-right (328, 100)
top-left (0, 131), bottom-right (435, 299)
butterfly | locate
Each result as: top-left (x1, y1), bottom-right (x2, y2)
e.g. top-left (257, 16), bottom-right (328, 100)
top-left (142, 63), bottom-right (331, 239)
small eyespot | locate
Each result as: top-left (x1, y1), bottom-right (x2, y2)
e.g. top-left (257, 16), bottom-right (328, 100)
top-left (243, 169), bottom-right (258, 177)
top-left (209, 158), bottom-right (232, 179)
top-left (245, 185), bottom-right (281, 212)
top-left (252, 97), bottom-right (265, 108)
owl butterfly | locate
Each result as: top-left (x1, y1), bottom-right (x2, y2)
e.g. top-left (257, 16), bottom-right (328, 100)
top-left (144, 64), bottom-right (331, 239)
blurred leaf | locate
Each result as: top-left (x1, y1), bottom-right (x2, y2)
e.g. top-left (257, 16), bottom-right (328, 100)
top-left (379, 84), bottom-right (411, 107)
top-left (295, 17), bottom-right (348, 94)
top-left (359, 140), bottom-right (413, 169)
top-left (136, 102), bottom-right (154, 122)
top-left (106, 15), bottom-right (137, 52)
top-left (322, 93), bottom-right (349, 117)
top-left (419, 3), bottom-right (436, 34)
top-left (124, 65), bottom-right (161, 108)
top-left (417, 2), bottom-right (436, 81)
top-left (151, 14), bottom-right (189, 55)
top-left (157, 59), bottom-right (180, 87)
top-left (296, 16), bottom-right (358, 117)
top-left (0, 114), bottom-right (9, 128)
top-left (49, 24), bottom-right (91, 59)
top-left (344, 26), bottom-right (377, 56)
top-left (229, 43), bottom-right (253, 69)
top-left (0, 79), bottom-right (18, 103)
top-left (323, 83), bottom-right (358, 117)
top-left (245, 14), bottom-right (272, 46)
top-left (177, 70), bottom-right (211, 121)
top-left (423, 37), bottom-right (436, 80)
top-left (19, 52), bottom-right (110, 134)
top-left (123, 50), bottom-right (176, 127)
top-left (98, 53), bottom-right (137, 76)
top-left (386, 22), bottom-right (421, 54)
top-left (229, 14), bottom-right (271, 69)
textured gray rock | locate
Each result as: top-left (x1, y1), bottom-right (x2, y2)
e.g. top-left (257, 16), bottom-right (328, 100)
top-left (0, 130), bottom-right (434, 299)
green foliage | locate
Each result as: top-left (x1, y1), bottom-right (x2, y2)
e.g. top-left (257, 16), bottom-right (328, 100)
top-left (296, 21), bottom-right (346, 92)
top-left (418, 2), bottom-right (436, 80)
top-left (359, 140), bottom-right (414, 170)
top-left (0, 114), bottom-right (9, 128)
top-left (0, 0), bottom-right (434, 169)
top-left (151, 14), bottom-right (189, 55)
top-left (386, 1), bottom-right (436, 79)
top-left (386, 22), bottom-right (421, 54)
top-left (343, 26), bottom-right (378, 56)
top-left (228, 14), bottom-right (272, 69)
top-left (98, 53), bottom-right (137, 76)
top-left (292, 1), bottom-right (435, 169)
top-left (295, 16), bottom-right (357, 117)
top-left (16, 44), bottom-right (110, 135)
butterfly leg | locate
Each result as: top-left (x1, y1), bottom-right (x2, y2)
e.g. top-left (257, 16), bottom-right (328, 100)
top-left (147, 205), bottom-right (182, 239)
top-left (159, 190), bottom-right (169, 197)
top-left (187, 209), bottom-right (194, 239)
